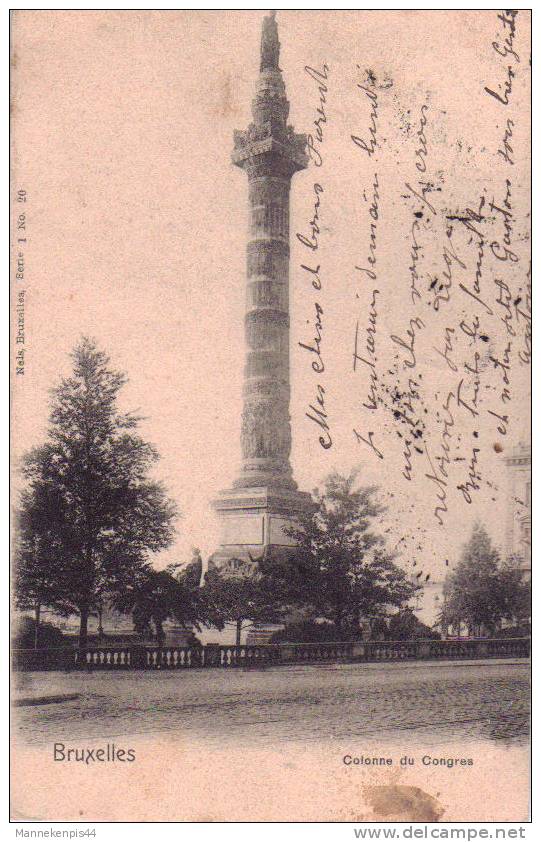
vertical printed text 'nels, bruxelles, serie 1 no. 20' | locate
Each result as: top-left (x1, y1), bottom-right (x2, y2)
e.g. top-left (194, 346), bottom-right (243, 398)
top-left (15, 188), bottom-right (27, 376)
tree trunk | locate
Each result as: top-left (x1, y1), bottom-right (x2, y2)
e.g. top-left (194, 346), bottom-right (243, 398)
top-left (236, 619), bottom-right (242, 647)
top-left (34, 603), bottom-right (41, 649)
top-left (79, 606), bottom-right (89, 649)
top-left (155, 620), bottom-right (165, 647)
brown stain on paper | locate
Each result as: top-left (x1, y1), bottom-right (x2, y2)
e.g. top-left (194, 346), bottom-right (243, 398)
top-left (364, 785), bottom-right (445, 822)
top-left (216, 71), bottom-right (239, 118)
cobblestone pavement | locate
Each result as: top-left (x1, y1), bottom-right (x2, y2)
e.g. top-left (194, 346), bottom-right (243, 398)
top-left (13, 659), bottom-right (529, 748)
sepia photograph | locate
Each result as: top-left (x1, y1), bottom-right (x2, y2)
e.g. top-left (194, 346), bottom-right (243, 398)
top-left (10, 9), bottom-right (531, 823)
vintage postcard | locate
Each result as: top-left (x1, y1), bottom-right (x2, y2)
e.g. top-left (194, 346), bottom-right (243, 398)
top-left (10, 9), bottom-right (531, 823)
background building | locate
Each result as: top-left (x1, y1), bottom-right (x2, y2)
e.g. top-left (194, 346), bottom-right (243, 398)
top-left (506, 442), bottom-right (531, 579)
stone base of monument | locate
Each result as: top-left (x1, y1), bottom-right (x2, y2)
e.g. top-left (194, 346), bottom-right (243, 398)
top-left (245, 624), bottom-right (284, 645)
top-left (163, 625), bottom-right (193, 646)
top-left (209, 485), bottom-right (314, 571)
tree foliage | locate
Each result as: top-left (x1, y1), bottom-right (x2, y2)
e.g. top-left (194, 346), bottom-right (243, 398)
top-left (261, 472), bottom-right (417, 636)
top-left (270, 620), bottom-right (339, 644)
top-left (14, 499), bottom-right (71, 616)
top-left (388, 608), bottom-right (440, 640)
top-left (114, 553), bottom-right (221, 642)
top-left (12, 615), bottom-right (66, 650)
top-left (440, 523), bottom-right (530, 635)
top-left (202, 560), bottom-right (280, 645)
top-left (14, 338), bottom-right (177, 646)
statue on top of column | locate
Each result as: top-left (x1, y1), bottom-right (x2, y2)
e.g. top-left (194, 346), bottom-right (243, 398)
top-left (260, 10), bottom-right (280, 71)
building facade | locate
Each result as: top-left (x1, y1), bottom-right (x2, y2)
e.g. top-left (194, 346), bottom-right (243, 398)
top-left (506, 442), bottom-right (531, 579)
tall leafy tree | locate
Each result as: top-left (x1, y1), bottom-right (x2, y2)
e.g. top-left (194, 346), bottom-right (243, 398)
top-left (441, 524), bottom-right (530, 635)
top-left (388, 607), bottom-right (440, 640)
top-left (14, 498), bottom-right (71, 648)
top-left (115, 560), bottom-right (220, 642)
top-left (499, 558), bottom-right (531, 625)
top-left (16, 338), bottom-right (177, 647)
top-left (261, 472), bottom-right (417, 637)
top-left (203, 560), bottom-right (279, 646)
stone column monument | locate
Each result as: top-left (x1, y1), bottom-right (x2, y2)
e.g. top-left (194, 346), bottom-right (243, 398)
top-left (210, 11), bottom-right (313, 571)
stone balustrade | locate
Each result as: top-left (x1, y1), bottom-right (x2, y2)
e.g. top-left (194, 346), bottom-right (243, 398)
top-left (75, 645), bottom-right (203, 670)
top-left (145, 646), bottom-right (203, 669)
top-left (76, 646), bottom-right (133, 669)
top-left (12, 637), bottom-right (530, 672)
top-left (210, 644), bottom-right (283, 668)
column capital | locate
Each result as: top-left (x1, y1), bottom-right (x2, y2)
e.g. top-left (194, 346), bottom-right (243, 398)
top-left (232, 12), bottom-right (307, 175)
top-left (232, 128), bottom-right (308, 175)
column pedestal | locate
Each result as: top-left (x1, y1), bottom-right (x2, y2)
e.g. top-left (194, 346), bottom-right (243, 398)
top-left (209, 485), bottom-right (313, 570)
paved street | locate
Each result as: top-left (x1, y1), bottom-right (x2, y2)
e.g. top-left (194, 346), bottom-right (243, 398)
top-left (13, 659), bottom-right (529, 749)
